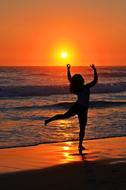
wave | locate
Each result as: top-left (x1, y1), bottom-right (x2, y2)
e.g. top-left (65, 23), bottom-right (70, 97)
top-left (0, 82), bottom-right (126, 97)
top-left (92, 82), bottom-right (126, 93)
top-left (0, 101), bottom-right (126, 112)
top-left (15, 100), bottom-right (126, 109)
top-left (99, 72), bottom-right (126, 77)
top-left (0, 85), bottom-right (69, 97)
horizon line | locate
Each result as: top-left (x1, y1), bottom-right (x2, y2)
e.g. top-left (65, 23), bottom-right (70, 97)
top-left (0, 65), bottom-right (126, 67)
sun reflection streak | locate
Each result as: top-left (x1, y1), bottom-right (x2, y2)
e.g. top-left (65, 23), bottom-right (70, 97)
top-left (63, 151), bottom-right (75, 162)
top-left (64, 152), bottom-right (69, 157)
top-left (65, 141), bottom-right (72, 145)
top-left (62, 146), bottom-right (69, 151)
top-left (61, 142), bottom-right (81, 163)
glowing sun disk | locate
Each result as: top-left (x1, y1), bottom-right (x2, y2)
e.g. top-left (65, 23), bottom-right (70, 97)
top-left (61, 52), bottom-right (68, 59)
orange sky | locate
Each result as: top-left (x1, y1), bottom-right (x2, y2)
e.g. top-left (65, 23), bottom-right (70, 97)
top-left (0, 0), bottom-right (126, 66)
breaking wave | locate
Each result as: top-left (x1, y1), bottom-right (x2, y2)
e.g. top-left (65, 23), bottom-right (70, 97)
top-left (0, 82), bottom-right (125, 97)
top-left (0, 101), bottom-right (126, 112)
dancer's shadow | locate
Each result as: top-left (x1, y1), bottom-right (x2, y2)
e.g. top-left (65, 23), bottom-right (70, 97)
top-left (78, 148), bottom-right (87, 161)
top-left (70, 148), bottom-right (88, 161)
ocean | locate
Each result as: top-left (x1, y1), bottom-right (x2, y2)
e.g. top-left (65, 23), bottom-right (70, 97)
top-left (0, 66), bottom-right (126, 148)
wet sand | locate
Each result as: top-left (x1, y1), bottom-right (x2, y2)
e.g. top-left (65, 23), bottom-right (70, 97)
top-left (0, 137), bottom-right (126, 190)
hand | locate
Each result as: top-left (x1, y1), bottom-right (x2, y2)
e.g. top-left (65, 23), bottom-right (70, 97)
top-left (67, 64), bottom-right (70, 69)
top-left (90, 64), bottom-right (96, 70)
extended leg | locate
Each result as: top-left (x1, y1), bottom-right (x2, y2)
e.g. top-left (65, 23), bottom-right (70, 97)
top-left (45, 104), bottom-right (77, 125)
top-left (45, 113), bottom-right (68, 125)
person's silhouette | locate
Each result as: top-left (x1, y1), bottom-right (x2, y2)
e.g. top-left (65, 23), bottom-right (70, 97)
top-left (45, 64), bottom-right (98, 150)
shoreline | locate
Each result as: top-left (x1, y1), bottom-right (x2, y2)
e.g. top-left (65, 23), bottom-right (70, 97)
top-left (0, 135), bottom-right (125, 150)
top-left (0, 136), bottom-right (126, 190)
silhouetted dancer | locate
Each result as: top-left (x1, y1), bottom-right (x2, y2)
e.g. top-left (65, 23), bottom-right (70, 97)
top-left (45, 64), bottom-right (98, 150)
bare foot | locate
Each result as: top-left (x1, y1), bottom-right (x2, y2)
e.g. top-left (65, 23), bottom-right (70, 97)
top-left (44, 120), bottom-right (48, 126)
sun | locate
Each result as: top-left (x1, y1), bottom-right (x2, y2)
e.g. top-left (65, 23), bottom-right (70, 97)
top-left (61, 52), bottom-right (68, 59)
top-left (51, 43), bottom-right (77, 66)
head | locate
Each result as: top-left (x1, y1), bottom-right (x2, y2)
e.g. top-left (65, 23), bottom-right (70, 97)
top-left (71, 74), bottom-right (84, 85)
top-left (70, 74), bottom-right (84, 95)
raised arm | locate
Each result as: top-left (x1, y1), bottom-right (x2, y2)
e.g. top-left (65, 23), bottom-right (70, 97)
top-left (86, 64), bottom-right (98, 88)
top-left (67, 64), bottom-right (72, 82)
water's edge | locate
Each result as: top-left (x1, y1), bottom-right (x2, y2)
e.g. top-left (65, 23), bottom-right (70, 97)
top-left (0, 135), bottom-right (125, 150)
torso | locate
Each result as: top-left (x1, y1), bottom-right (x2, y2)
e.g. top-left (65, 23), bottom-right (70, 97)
top-left (77, 86), bottom-right (90, 108)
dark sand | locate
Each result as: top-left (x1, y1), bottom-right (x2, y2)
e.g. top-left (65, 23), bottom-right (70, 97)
top-left (0, 159), bottom-right (126, 190)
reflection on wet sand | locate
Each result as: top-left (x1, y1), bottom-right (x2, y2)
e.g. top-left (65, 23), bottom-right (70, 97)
top-left (61, 137), bottom-right (126, 164)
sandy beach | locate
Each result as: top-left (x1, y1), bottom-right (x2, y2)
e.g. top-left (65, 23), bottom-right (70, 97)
top-left (0, 137), bottom-right (126, 190)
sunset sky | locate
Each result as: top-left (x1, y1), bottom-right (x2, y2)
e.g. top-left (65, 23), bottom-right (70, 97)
top-left (0, 0), bottom-right (126, 66)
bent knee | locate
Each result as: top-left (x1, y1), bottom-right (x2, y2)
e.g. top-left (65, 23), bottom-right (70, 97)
top-left (63, 113), bottom-right (69, 118)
